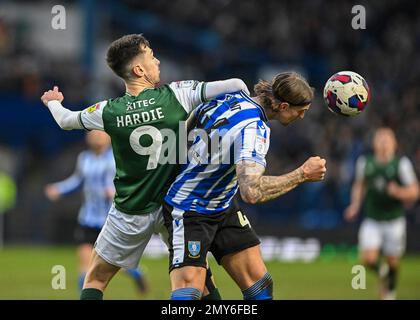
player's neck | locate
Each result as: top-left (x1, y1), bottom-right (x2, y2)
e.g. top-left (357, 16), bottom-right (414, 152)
top-left (125, 78), bottom-right (155, 96)
top-left (252, 96), bottom-right (276, 120)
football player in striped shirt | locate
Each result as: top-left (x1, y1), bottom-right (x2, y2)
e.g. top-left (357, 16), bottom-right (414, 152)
top-left (163, 72), bottom-right (327, 300)
top-left (45, 130), bottom-right (149, 295)
top-left (41, 34), bottom-right (249, 300)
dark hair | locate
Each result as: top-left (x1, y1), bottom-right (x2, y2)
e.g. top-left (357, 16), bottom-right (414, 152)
top-left (106, 34), bottom-right (150, 80)
top-left (254, 71), bottom-right (314, 109)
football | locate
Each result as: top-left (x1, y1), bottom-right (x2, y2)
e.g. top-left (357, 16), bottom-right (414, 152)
top-left (323, 71), bottom-right (370, 116)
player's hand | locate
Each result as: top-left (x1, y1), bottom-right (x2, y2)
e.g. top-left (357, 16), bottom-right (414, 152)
top-left (41, 86), bottom-right (64, 106)
top-left (300, 156), bottom-right (327, 182)
top-left (44, 184), bottom-right (61, 201)
top-left (387, 181), bottom-right (401, 199)
top-left (344, 204), bottom-right (359, 222)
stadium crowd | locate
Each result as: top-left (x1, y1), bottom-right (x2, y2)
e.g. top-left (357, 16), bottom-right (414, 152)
top-left (1, 0), bottom-right (419, 243)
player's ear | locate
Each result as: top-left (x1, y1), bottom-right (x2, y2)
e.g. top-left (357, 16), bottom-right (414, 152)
top-left (278, 102), bottom-right (289, 111)
top-left (132, 64), bottom-right (144, 78)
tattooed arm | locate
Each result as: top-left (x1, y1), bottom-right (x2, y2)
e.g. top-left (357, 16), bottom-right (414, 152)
top-left (236, 157), bottom-right (327, 204)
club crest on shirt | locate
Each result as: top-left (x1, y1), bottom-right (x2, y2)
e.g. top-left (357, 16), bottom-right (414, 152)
top-left (188, 241), bottom-right (201, 258)
top-left (255, 135), bottom-right (267, 154)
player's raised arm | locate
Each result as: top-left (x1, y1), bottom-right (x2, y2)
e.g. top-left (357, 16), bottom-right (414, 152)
top-left (236, 157), bottom-right (326, 204)
top-left (41, 86), bottom-right (106, 131)
top-left (41, 86), bottom-right (83, 130)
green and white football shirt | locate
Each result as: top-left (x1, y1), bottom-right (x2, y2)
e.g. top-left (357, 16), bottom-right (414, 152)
top-left (78, 80), bottom-right (206, 215)
top-left (355, 155), bottom-right (417, 221)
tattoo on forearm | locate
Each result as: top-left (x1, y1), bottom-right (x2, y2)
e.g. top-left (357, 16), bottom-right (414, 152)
top-left (237, 161), bottom-right (305, 204)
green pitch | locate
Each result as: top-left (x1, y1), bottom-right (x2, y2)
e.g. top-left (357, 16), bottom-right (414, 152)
top-left (0, 246), bottom-right (419, 299)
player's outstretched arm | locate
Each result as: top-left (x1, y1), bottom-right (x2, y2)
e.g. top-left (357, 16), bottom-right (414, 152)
top-left (170, 78), bottom-right (249, 115)
top-left (204, 78), bottom-right (250, 100)
top-left (236, 157), bottom-right (327, 204)
top-left (41, 86), bottom-right (83, 130)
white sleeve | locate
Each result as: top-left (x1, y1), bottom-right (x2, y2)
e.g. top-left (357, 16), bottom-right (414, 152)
top-left (169, 78), bottom-right (250, 115)
top-left (204, 78), bottom-right (250, 100)
top-left (234, 120), bottom-right (270, 167)
top-left (354, 156), bottom-right (366, 182)
top-left (47, 100), bottom-right (83, 130)
top-left (79, 101), bottom-right (107, 131)
top-left (169, 80), bottom-right (205, 115)
top-left (398, 156), bottom-right (418, 186)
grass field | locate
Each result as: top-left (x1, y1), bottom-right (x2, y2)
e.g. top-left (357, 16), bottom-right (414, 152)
top-left (0, 246), bottom-right (419, 300)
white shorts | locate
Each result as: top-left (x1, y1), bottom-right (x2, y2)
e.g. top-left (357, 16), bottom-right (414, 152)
top-left (358, 217), bottom-right (406, 257)
top-left (94, 204), bottom-right (168, 269)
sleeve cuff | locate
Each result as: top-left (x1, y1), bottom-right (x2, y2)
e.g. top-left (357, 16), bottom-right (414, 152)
top-left (234, 157), bottom-right (266, 168)
top-left (47, 100), bottom-right (62, 108)
top-left (200, 82), bottom-right (207, 102)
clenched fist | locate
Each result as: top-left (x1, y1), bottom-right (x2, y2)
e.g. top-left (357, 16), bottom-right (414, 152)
top-left (300, 156), bottom-right (327, 182)
top-left (41, 86), bottom-right (64, 106)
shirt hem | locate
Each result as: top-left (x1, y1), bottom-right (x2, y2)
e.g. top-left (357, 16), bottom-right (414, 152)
top-left (114, 203), bottom-right (161, 215)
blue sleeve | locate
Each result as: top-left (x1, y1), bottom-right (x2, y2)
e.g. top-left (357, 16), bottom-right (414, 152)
top-left (54, 153), bottom-right (84, 195)
top-left (234, 120), bottom-right (270, 167)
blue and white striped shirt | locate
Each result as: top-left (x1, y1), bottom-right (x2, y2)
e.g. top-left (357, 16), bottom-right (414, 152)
top-left (55, 148), bottom-right (115, 228)
top-left (165, 91), bottom-right (270, 214)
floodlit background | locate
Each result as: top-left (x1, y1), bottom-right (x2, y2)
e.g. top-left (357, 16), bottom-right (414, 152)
top-left (0, 0), bottom-right (419, 299)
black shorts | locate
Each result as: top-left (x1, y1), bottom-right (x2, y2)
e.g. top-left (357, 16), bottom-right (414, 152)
top-left (74, 224), bottom-right (101, 245)
top-left (163, 201), bottom-right (261, 271)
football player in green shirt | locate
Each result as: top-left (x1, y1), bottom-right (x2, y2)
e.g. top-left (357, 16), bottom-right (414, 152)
top-left (345, 127), bottom-right (419, 299)
top-left (41, 34), bottom-right (249, 300)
